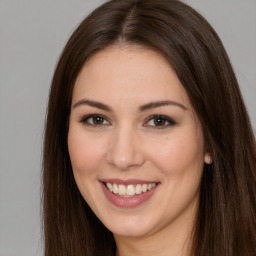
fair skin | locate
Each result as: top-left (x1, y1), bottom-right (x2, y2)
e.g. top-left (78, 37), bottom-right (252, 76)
top-left (68, 45), bottom-right (211, 256)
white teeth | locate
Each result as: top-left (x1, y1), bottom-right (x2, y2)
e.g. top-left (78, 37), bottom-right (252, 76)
top-left (127, 185), bottom-right (135, 196)
top-left (118, 185), bottom-right (126, 195)
top-left (142, 184), bottom-right (147, 192)
top-left (105, 182), bottom-right (156, 197)
top-left (113, 183), bottom-right (118, 194)
top-left (106, 182), bottom-right (113, 192)
top-left (135, 184), bottom-right (142, 194)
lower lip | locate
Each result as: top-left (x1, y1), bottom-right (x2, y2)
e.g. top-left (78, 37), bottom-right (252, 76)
top-left (100, 182), bottom-right (158, 208)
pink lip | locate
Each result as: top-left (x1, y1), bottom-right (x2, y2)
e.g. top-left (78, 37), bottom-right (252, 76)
top-left (100, 181), bottom-right (159, 208)
top-left (100, 178), bottom-right (157, 185)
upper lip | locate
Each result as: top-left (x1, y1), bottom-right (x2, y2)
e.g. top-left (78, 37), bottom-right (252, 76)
top-left (100, 179), bottom-right (159, 185)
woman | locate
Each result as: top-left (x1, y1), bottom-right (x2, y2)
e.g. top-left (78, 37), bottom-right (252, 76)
top-left (43, 0), bottom-right (256, 255)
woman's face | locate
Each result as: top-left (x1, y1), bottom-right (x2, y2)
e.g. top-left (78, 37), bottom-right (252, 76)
top-left (68, 45), bottom-right (209, 238)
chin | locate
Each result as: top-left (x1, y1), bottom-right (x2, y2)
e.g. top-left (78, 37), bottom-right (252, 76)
top-left (102, 214), bottom-right (156, 238)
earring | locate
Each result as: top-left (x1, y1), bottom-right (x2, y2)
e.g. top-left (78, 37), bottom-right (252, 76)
top-left (204, 153), bottom-right (212, 165)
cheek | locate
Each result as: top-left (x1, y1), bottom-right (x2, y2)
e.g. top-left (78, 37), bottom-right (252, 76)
top-left (67, 128), bottom-right (104, 176)
top-left (147, 129), bottom-right (205, 175)
top-left (67, 127), bottom-right (107, 214)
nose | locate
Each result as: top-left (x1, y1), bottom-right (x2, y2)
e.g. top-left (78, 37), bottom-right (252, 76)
top-left (106, 125), bottom-right (145, 170)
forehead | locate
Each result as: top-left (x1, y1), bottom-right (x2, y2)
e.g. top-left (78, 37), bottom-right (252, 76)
top-left (72, 45), bottom-right (189, 107)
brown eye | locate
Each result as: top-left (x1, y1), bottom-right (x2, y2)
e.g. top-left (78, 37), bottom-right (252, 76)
top-left (153, 117), bottom-right (167, 126)
top-left (81, 114), bottom-right (110, 126)
top-left (92, 116), bottom-right (104, 124)
top-left (145, 115), bottom-right (176, 129)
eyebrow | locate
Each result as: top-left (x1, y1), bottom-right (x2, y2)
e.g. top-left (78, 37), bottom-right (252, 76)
top-left (72, 99), bottom-right (187, 111)
top-left (72, 99), bottom-right (112, 111)
top-left (139, 100), bottom-right (188, 111)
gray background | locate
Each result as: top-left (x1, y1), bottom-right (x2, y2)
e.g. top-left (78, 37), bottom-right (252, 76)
top-left (0, 1), bottom-right (255, 255)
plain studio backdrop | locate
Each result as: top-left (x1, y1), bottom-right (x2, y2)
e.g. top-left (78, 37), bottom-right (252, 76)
top-left (0, 1), bottom-right (255, 255)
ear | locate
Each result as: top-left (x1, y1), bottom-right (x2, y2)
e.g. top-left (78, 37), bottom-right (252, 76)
top-left (204, 152), bottom-right (213, 165)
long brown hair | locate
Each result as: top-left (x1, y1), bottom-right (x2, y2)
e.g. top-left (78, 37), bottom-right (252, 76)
top-left (43, 0), bottom-right (256, 255)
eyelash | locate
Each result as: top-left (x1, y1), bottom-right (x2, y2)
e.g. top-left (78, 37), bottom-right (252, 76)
top-left (80, 114), bottom-right (176, 129)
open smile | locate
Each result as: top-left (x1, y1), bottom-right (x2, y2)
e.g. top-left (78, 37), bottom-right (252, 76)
top-left (100, 180), bottom-right (160, 208)
top-left (104, 182), bottom-right (157, 197)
